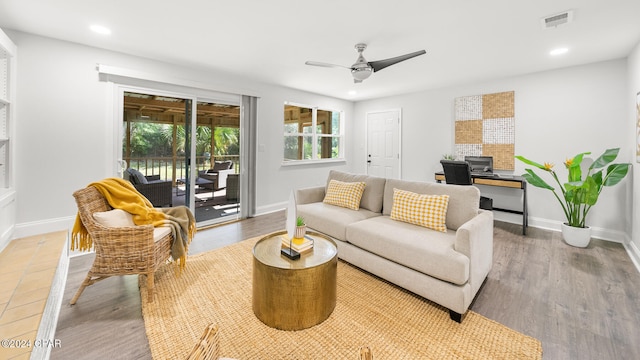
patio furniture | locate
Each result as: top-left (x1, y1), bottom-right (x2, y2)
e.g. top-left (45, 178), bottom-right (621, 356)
top-left (125, 168), bottom-right (173, 207)
top-left (226, 174), bottom-right (239, 201)
top-left (199, 160), bottom-right (235, 190)
top-left (70, 185), bottom-right (173, 304)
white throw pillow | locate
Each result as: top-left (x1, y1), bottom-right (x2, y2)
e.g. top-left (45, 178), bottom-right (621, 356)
top-left (93, 209), bottom-right (135, 227)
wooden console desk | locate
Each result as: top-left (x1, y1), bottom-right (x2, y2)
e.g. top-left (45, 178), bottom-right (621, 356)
top-left (435, 172), bottom-right (528, 235)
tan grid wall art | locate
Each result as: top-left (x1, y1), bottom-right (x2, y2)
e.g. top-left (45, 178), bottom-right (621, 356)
top-left (454, 91), bottom-right (515, 170)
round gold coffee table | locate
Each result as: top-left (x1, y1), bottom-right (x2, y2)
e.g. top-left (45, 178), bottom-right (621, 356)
top-left (252, 230), bottom-right (337, 330)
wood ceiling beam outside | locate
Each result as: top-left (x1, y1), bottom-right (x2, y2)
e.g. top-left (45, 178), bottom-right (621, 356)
top-left (124, 111), bottom-right (239, 127)
top-left (124, 97), bottom-right (239, 117)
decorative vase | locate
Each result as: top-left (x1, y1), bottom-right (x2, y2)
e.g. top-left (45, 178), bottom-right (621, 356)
top-left (293, 225), bottom-right (306, 244)
top-left (561, 223), bottom-right (591, 248)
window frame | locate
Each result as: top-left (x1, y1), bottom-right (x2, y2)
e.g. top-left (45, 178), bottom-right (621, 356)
top-left (282, 101), bottom-right (345, 165)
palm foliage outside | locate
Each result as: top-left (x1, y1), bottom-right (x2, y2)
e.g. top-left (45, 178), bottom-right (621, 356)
top-left (123, 121), bottom-right (239, 179)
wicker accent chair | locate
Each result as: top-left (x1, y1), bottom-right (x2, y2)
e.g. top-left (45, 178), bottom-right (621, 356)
top-left (185, 324), bottom-right (221, 360)
top-left (360, 347), bottom-right (373, 360)
top-left (70, 185), bottom-right (173, 305)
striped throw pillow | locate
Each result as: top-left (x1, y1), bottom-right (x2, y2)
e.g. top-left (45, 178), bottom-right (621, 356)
top-left (323, 180), bottom-right (367, 210)
top-left (390, 188), bottom-right (450, 232)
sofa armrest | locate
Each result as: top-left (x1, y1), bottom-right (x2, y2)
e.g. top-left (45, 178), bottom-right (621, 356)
top-left (295, 186), bottom-right (326, 205)
top-left (454, 210), bottom-right (494, 295)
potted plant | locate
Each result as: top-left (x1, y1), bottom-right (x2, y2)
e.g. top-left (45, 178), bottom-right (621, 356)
top-left (515, 148), bottom-right (630, 247)
top-left (293, 216), bottom-right (306, 243)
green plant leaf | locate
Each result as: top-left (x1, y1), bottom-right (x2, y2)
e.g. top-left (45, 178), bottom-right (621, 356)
top-left (565, 177), bottom-right (599, 206)
top-left (603, 163), bottom-right (630, 186)
top-left (522, 169), bottom-right (554, 190)
top-left (591, 170), bottom-right (603, 188)
top-left (564, 182), bottom-right (579, 203)
top-left (567, 163), bottom-right (582, 183)
top-left (590, 148), bottom-right (619, 169)
top-left (567, 152), bottom-right (589, 182)
top-left (582, 176), bottom-right (599, 205)
top-left (515, 155), bottom-right (547, 170)
top-left (571, 152), bottom-right (589, 166)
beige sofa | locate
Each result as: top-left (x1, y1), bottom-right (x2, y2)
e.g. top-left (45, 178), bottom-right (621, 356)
top-left (296, 170), bottom-right (493, 322)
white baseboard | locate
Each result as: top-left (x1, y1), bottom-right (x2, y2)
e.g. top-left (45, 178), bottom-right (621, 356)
top-left (0, 224), bottom-right (15, 253)
top-left (493, 212), bottom-right (628, 243)
top-left (255, 201), bottom-right (287, 217)
top-left (13, 216), bottom-right (74, 240)
top-left (625, 241), bottom-right (640, 274)
top-left (0, 189), bottom-right (16, 253)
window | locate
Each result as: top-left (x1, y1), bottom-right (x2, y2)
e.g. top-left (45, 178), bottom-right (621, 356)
top-left (283, 103), bottom-right (344, 162)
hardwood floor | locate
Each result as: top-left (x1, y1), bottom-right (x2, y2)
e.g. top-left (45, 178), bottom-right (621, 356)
top-left (51, 213), bottom-right (640, 360)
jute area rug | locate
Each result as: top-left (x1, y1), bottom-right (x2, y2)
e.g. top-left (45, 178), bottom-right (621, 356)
top-left (140, 235), bottom-right (542, 359)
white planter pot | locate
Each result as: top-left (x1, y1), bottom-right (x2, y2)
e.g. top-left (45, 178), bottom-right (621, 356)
top-left (561, 223), bottom-right (591, 248)
top-left (294, 225), bottom-right (306, 239)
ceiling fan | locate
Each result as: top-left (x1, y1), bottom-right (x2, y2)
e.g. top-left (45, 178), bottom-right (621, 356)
top-left (305, 43), bottom-right (426, 83)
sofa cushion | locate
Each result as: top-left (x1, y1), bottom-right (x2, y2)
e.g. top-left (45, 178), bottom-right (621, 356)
top-left (297, 202), bottom-right (381, 241)
top-left (127, 168), bottom-right (148, 185)
top-left (383, 179), bottom-right (480, 231)
top-left (93, 209), bottom-right (171, 243)
top-left (390, 189), bottom-right (449, 232)
top-left (326, 170), bottom-right (386, 213)
top-left (346, 216), bottom-right (470, 285)
top-left (323, 180), bottom-right (366, 210)
top-left (211, 160), bottom-right (233, 171)
top-left (153, 226), bottom-right (172, 243)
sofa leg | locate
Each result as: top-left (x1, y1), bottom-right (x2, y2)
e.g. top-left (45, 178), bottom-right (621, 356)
top-left (449, 310), bottom-right (463, 323)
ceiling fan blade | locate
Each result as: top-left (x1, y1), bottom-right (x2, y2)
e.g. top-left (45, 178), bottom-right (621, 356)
top-left (368, 50), bottom-right (426, 72)
top-left (305, 61), bottom-right (351, 69)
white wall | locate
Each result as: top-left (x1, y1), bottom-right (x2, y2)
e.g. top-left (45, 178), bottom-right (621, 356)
top-left (627, 40), bottom-right (640, 265)
top-left (354, 59), bottom-right (632, 241)
top-left (8, 31), bottom-right (355, 237)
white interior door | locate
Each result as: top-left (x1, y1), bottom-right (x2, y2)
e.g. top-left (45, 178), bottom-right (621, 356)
top-left (366, 109), bottom-right (401, 179)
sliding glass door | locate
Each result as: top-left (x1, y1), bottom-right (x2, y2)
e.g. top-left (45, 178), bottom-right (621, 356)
top-left (119, 89), bottom-right (241, 226)
top-left (191, 100), bottom-right (241, 224)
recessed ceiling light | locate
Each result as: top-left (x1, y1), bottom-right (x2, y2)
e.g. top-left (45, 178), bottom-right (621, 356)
top-left (550, 47), bottom-right (569, 56)
top-left (348, 90), bottom-right (357, 96)
top-left (90, 25), bottom-right (111, 35)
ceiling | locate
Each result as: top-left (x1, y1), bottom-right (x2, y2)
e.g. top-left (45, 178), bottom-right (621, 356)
top-left (1, 0), bottom-right (639, 101)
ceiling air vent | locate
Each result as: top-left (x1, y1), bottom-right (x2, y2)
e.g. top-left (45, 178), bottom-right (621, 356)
top-left (541, 10), bottom-right (573, 29)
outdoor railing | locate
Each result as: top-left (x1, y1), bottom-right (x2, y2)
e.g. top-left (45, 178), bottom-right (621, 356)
top-left (125, 155), bottom-right (239, 183)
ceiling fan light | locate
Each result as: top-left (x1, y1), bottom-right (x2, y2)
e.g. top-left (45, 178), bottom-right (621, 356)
top-left (351, 67), bottom-right (372, 81)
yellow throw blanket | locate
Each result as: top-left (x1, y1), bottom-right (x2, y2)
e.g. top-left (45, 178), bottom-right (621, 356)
top-left (71, 177), bottom-right (196, 269)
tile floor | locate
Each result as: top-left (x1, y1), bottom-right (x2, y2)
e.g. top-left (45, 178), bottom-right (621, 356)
top-left (0, 232), bottom-right (67, 360)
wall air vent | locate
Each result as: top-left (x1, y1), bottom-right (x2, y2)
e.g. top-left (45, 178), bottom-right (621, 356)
top-left (541, 10), bottom-right (573, 29)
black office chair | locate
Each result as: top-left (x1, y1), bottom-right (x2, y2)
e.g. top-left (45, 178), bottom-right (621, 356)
top-left (440, 160), bottom-right (493, 210)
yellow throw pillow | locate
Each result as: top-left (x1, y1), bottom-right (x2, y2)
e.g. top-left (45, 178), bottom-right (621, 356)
top-left (323, 180), bottom-right (367, 210)
top-left (390, 188), bottom-right (450, 232)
